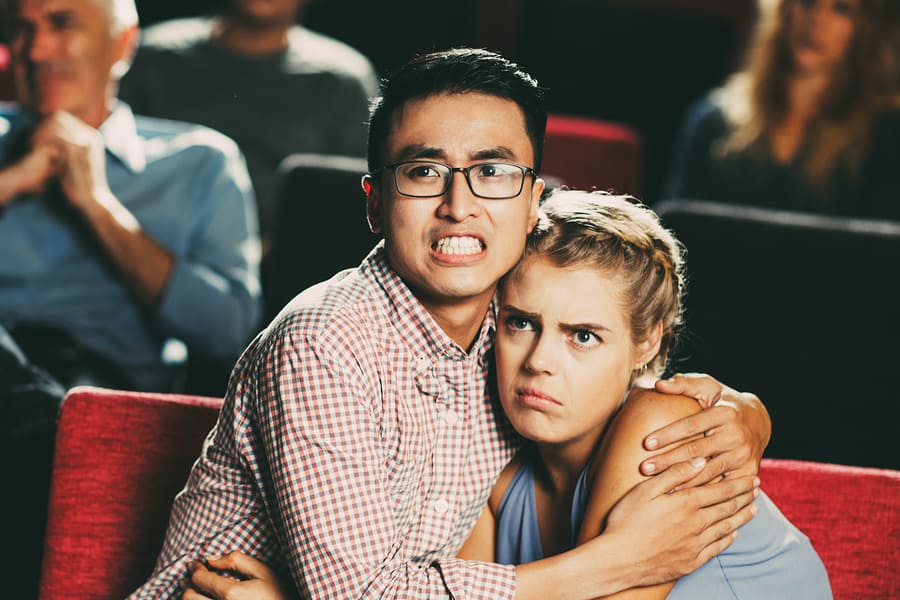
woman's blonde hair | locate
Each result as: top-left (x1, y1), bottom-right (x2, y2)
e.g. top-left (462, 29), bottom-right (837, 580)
top-left (508, 190), bottom-right (685, 382)
top-left (718, 0), bottom-right (900, 186)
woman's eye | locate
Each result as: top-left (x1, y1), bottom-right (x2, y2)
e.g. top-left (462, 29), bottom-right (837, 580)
top-left (506, 317), bottom-right (533, 331)
top-left (572, 330), bottom-right (600, 347)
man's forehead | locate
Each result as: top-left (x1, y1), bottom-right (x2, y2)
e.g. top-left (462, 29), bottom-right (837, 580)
top-left (19, 0), bottom-right (95, 15)
top-left (385, 93), bottom-right (532, 160)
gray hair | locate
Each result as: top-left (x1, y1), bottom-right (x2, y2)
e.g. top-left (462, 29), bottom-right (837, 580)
top-left (98, 0), bottom-right (139, 33)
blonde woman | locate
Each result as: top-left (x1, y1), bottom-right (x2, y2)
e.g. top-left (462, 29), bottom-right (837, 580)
top-left (664, 0), bottom-right (900, 219)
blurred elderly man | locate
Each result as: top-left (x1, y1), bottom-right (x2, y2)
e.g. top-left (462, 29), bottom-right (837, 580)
top-left (0, 2), bottom-right (261, 594)
top-left (0, 0), bottom-right (262, 393)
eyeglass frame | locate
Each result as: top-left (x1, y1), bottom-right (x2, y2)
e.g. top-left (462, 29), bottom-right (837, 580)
top-left (367, 159), bottom-right (539, 200)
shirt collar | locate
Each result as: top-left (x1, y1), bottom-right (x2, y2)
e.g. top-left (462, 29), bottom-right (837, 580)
top-left (98, 101), bottom-right (146, 174)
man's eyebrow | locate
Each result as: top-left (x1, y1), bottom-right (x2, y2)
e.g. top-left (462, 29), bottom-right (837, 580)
top-left (389, 145), bottom-right (521, 164)
top-left (392, 144), bottom-right (447, 162)
top-left (470, 147), bottom-right (518, 161)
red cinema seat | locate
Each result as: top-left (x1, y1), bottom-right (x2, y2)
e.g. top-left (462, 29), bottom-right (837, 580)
top-left (38, 386), bottom-right (223, 600)
top-left (759, 458), bottom-right (900, 600)
top-left (542, 113), bottom-right (642, 196)
top-left (0, 43), bottom-right (15, 102)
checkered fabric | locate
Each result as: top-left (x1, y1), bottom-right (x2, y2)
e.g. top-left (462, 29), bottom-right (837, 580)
top-left (130, 244), bottom-right (520, 599)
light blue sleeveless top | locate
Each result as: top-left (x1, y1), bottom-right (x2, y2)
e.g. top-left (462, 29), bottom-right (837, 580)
top-left (495, 462), bottom-right (833, 599)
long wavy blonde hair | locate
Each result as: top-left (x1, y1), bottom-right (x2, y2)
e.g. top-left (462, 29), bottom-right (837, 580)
top-left (717, 0), bottom-right (900, 186)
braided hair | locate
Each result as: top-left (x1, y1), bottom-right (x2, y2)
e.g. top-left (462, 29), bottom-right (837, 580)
top-left (509, 190), bottom-right (686, 381)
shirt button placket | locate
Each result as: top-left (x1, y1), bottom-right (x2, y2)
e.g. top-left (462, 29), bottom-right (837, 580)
top-left (433, 498), bottom-right (450, 514)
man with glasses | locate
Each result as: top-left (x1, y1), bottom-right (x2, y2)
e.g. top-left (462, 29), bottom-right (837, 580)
top-left (134, 48), bottom-right (771, 599)
top-left (374, 161), bottom-right (537, 201)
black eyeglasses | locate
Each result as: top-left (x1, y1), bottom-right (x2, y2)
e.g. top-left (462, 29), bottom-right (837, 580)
top-left (370, 160), bottom-right (538, 199)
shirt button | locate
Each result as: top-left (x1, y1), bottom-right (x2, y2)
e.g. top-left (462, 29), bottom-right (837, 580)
top-left (444, 409), bottom-right (459, 425)
top-left (433, 498), bottom-right (450, 514)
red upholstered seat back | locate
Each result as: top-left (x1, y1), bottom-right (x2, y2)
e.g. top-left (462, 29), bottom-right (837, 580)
top-left (38, 386), bottom-right (223, 600)
top-left (0, 43), bottom-right (15, 102)
top-left (542, 114), bottom-right (642, 196)
top-left (37, 390), bottom-right (898, 600)
top-left (760, 458), bottom-right (900, 600)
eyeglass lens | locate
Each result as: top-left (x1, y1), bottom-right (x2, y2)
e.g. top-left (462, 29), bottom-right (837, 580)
top-left (393, 161), bottom-right (527, 198)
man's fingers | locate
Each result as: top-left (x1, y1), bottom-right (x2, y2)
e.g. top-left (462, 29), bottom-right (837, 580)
top-left (642, 457), bottom-right (707, 496)
top-left (689, 474), bottom-right (758, 508)
top-left (181, 588), bottom-right (212, 600)
top-left (206, 551), bottom-right (273, 580)
top-left (644, 407), bottom-right (720, 452)
top-left (698, 497), bottom-right (758, 551)
top-left (190, 561), bottom-right (235, 598)
top-left (641, 430), bottom-right (715, 476)
top-left (692, 525), bottom-right (740, 568)
top-left (654, 373), bottom-right (723, 408)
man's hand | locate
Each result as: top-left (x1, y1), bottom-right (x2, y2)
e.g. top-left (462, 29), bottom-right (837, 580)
top-left (0, 139), bottom-right (61, 206)
top-left (182, 552), bottom-right (294, 600)
top-left (602, 458), bottom-right (760, 587)
top-left (638, 373), bottom-right (771, 483)
top-left (30, 110), bottom-right (115, 218)
top-left (28, 109), bottom-right (173, 305)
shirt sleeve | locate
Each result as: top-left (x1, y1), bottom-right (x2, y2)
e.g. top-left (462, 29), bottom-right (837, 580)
top-left (155, 136), bottom-right (262, 359)
top-left (128, 346), bottom-right (283, 599)
top-left (254, 324), bottom-right (517, 599)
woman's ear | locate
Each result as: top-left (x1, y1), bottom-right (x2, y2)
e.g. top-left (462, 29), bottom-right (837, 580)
top-left (634, 321), bottom-right (664, 369)
top-left (362, 175), bottom-right (382, 234)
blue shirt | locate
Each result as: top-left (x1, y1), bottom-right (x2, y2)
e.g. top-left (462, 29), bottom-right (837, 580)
top-left (496, 460), bottom-right (833, 599)
top-left (0, 103), bottom-right (262, 390)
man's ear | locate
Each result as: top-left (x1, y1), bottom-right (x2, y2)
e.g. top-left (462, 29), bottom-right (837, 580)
top-left (526, 177), bottom-right (545, 233)
top-left (363, 175), bottom-right (382, 234)
top-left (634, 321), bottom-right (664, 368)
top-left (111, 24), bottom-right (139, 81)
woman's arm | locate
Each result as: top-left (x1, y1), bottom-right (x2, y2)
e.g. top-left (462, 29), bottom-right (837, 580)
top-left (576, 389), bottom-right (711, 600)
top-left (456, 504), bottom-right (496, 561)
top-left (457, 456), bottom-right (522, 561)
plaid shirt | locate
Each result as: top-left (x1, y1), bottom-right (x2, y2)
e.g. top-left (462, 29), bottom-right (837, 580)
top-left (130, 245), bottom-right (520, 599)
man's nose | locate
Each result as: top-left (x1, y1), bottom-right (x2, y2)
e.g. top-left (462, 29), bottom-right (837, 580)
top-left (23, 25), bottom-right (55, 64)
top-left (437, 170), bottom-right (481, 222)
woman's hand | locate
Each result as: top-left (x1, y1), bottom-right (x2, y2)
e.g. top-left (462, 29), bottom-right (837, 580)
top-left (636, 373), bottom-right (771, 484)
top-left (181, 551), bottom-right (294, 600)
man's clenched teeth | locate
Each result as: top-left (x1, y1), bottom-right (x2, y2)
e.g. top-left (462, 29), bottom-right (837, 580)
top-left (434, 236), bottom-right (484, 255)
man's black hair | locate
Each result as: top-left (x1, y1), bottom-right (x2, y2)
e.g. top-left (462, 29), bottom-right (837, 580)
top-left (367, 47), bottom-right (547, 173)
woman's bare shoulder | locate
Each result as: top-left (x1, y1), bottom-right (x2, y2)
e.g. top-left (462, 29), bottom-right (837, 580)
top-left (615, 388), bottom-right (702, 441)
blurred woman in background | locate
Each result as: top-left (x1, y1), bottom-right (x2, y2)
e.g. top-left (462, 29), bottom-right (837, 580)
top-left (664, 0), bottom-right (900, 220)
